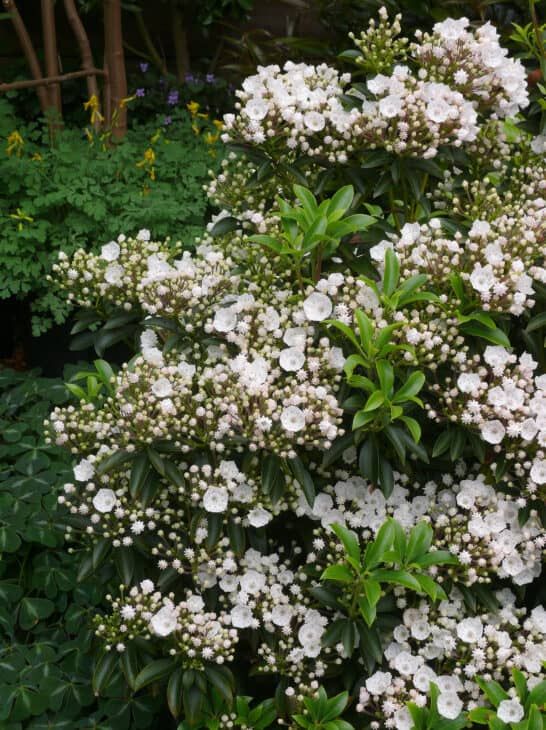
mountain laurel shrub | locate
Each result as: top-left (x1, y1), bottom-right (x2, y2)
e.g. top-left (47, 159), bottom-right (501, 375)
top-left (43, 9), bottom-right (546, 730)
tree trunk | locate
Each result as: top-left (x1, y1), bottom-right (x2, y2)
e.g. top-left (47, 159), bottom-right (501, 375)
top-left (41, 0), bottom-right (62, 122)
top-left (103, 0), bottom-right (127, 138)
top-left (171, 1), bottom-right (190, 83)
top-left (63, 0), bottom-right (102, 129)
top-left (2, 0), bottom-right (50, 114)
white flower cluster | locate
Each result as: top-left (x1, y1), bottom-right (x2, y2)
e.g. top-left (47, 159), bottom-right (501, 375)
top-left (52, 230), bottom-right (179, 309)
top-left (361, 65), bottom-right (479, 158)
top-left (222, 61), bottom-right (357, 164)
top-left (376, 198), bottom-right (546, 316)
top-left (431, 347), bottom-right (546, 499)
top-left (357, 589), bottom-right (546, 727)
top-left (298, 470), bottom-right (545, 586)
top-left (96, 581), bottom-right (238, 668)
top-left (49, 242), bottom-right (346, 458)
top-left (412, 18), bottom-right (529, 118)
top-left (223, 11), bottom-right (528, 162)
top-left (58, 465), bottom-right (160, 546)
top-left (304, 270), bottom-right (464, 370)
top-left (214, 547), bottom-right (333, 690)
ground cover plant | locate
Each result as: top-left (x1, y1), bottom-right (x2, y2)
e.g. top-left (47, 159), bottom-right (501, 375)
top-left (28, 4), bottom-right (546, 729)
top-left (0, 100), bottom-right (217, 336)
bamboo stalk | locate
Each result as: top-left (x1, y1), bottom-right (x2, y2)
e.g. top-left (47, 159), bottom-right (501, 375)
top-left (63, 0), bottom-right (102, 129)
top-left (2, 0), bottom-right (50, 113)
top-left (41, 0), bottom-right (62, 118)
top-left (0, 68), bottom-right (106, 93)
top-left (103, 0), bottom-right (127, 138)
top-left (171, 1), bottom-right (190, 83)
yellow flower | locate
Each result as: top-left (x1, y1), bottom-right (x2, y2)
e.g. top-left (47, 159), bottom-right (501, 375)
top-left (204, 132), bottom-right (219, 145)
top-left (191, 122), bottom-right (200, 135)
top-left (119, 95), bottom-right (135, 109)
top-left (31, 152), bottom-right (43, 162)
top-left (9, 208), bottom-right (34, 230)
top-left (6, 131), bottom-right (24, 157)
top-left (83, 95), bottom-right (104, 125)
top-left (136, 147), bottom-right (156, 180)
top-left (187, 101), bottom-right (200, 115)
top-left (213, 119), bottom-right (224, 130)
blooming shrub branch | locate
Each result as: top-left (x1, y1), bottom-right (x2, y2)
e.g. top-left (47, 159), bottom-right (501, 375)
top-left (46, 7), bottom-right (546, 729)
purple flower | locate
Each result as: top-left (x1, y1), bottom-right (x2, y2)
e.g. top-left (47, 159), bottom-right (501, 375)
top-left (136, 88), bottom-right (145, 97)
top-left (163, 115), bottom-right (172, 126)
top-left (139, 62), bottom-right (149, 73)
top-left (167, 90), bottom-right (179, 106)
top-left (206, 73), bottom-right (215, 83)
top-left (185, 73), bottom-right (195, 83)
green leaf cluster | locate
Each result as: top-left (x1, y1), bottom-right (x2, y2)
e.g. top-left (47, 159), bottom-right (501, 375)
top-left (0, 100), bottom-right (215, 335)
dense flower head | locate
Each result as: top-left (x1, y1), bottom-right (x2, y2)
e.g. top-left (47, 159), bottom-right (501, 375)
top-left (412, 18), bottom-right (529, 117)
top-left (357, 589), bottom-right (546, 725)
top-left (95, 583), bottom-right (238, 668)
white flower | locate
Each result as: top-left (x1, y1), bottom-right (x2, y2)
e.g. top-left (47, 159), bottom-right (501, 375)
top-left (393, 651), bottom-right (422, 676)
top-left (437, 692), bottom-right (463, 720)
top-left (203, 487), bottom-right (229, 513)
top-left (136, 228), bottom-right (151, 241)
top-left (140, 579), bottom-right (154, 594)
top-left (177, 361), bottom-right (196, 381)
top-left (284, 327), bottom-right (307, 348)
top-left (497, 699), bottom-right (524, 724)
top-left (393, 707), bottom-right (412, 730)
top-left (245, 99), bottom-right (268, 120)
top-left (530, 459), bottom-right (546, 484)
top-left (74, 459), bottom-right (94, 482)
top-left (456, 617), bottom-right (483, 643)
top-left (327, 347), bottom-right (345, 370)
top-left (121, 605), bottom-right (136, 620)
top-left (379, 94), bottom-right (402, 118)
top-left (150, 605), bottom-right (177, 637)
top-left (457, 373), bottom-right (481, 393)
top-left (186, 595), bottom-right (204, 613)
top-left (426, 99), bottom-right (452, 123)
top-left (92, 488), bottom-right (117, 513)
top-left (531, 134), bottom-right (546, 154)
top-left (280, 405), bottom-right (306, 432)
top-left (483, 346), bottom-right (511, 369)
top-left (240, 570), bottom-right (266, 595)
top-left (279, 347), bottom-right (305, 371)
top-left (271, 605), bottom-right (293, 627)
top-left (480, 420), bottom-right (506, 444)
top-left (369, 239), bottom-right (393, 263)
top-left (151, 377), bottom-right (173, 398)
top-left (304, 111), bottom-right (325, 131)
top-left (213, 307), bottom-right (237, 332)
top-left (298, 621), bottom-right (324, 647)
top-left (470, 263), bottom-right (494, 293)
top-left (231, 604), bottom-right (253, 628)
top-left (100, 241), bottom-right (120, 261)
top-left (303, 292), bottom-right (332, 321)
top-left (247, 507), bottom-right (272, 528)
top-left (104, 263), bottom-right (124, 285)
top-left (365, 671), bottom-right (392, 695)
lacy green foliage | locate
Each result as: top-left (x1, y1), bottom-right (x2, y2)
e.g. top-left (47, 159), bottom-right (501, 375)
top-left (0, 369), bottom-right (162, 729)
top-left (0, 101), bottom-right (216, 335)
